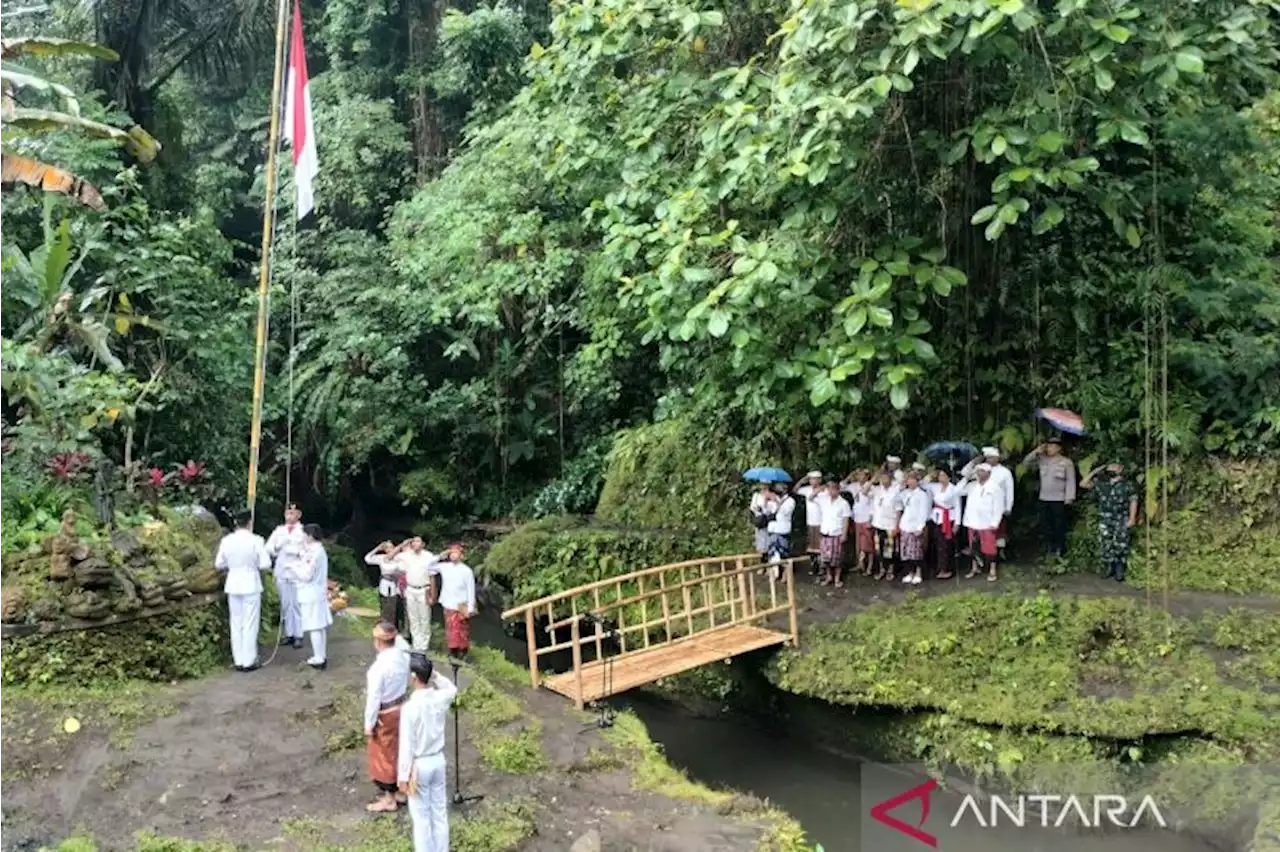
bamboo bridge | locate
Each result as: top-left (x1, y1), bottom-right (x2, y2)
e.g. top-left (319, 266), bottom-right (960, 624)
top-left (501, 554), bottom-right (801, 709)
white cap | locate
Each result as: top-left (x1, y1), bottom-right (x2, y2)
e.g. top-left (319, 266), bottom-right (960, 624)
top-left (976, 463), bottom-right (993, 473)
top-left (982, 446), bottom-right (1000, 457)
top-left (807, 470), bottom-right (822, 480)
top-left (886, 456), bottom-right (902, 464)
top-left (912, 462), bottom-right (928, 472)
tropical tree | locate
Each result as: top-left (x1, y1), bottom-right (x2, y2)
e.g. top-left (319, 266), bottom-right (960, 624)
top-left (1, 36), bottom-right (160, 209)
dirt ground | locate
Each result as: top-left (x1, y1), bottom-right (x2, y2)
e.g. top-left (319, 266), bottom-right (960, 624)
top-left (0, 624), bottom-right (779, 852)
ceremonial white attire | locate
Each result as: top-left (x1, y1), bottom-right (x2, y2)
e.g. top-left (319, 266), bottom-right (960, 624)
top-left (395, 550), bottom-right (439, 653)
top-left (398, 672), bottom-right (459, 852)
top-left (215, 528), bottom-right (270, 668)
top-left (266, 522), bottom-right (306, 640)
top-left (294, 540), bottom-right (333, 664)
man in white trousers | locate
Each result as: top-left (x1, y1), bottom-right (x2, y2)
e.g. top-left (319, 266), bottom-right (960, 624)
top-left (214, 510), bottom-right (270, 672)
top-left (398, 653), bottom-right (457, 852)
top-left (393, 538), bottom-right (439, 653)
top-left (295, 523), bottom-right (333, 670)
top-left (266, 504), bottom-right (306, 648)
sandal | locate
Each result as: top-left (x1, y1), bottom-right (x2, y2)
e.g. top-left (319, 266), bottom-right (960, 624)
top-left (366, 798), bottom-right (398, 813)
top-left (965, 568), bottom-right (980, 579)
top-left (987, 572), bottom-right (998, 582)
top-left (936, 572), bottom-right (954, 580)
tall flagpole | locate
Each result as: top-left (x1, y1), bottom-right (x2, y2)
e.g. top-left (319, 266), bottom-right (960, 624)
top-left (247, 0), bottom-right (292, 524)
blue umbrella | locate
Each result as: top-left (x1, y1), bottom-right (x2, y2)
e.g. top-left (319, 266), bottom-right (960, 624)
top-left (743, 467), bottom-right (793, 483)
top-left (923, 441), bottom-right (981, 462)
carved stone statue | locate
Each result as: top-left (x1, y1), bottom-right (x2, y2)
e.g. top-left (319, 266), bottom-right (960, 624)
top-left (49, 508), bottom-right (76, 581)
top-left (93, 457), bottom-right (117, 528)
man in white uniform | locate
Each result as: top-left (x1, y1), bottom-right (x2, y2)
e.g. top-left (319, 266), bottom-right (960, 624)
top-left (294, 523), bottom-right (333, 669)
top-left (436, 544), bottom-right (478, 660)
top-left (214, 510), bottom-right (271, 671)
top-left (962, 464), bottom-right (1005, 581)
top-left (266, 504), bottom-right (306, 648)
top-left (398, 653), bottom-right (458, 852)
top-left (394, 537), bottom-right (439, 653)
top-left (364, 622), bottom-right (411, 812)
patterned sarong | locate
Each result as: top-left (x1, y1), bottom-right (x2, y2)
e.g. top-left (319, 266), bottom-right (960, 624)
top-left (819, 534), bottom-right (845, 566)
top-left (445, 608), bottom-right (471, 653)
top-left (805, 526), bottom-right (823, 554)
top-left (367, 702), bottom-right (403, 785)
top-left (899, 530), bottom-right (925, 561)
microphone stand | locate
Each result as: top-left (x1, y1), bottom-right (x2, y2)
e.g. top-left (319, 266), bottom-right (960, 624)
top-left (579, 613), bottom-right (616, 732)
top-left (448, 657), bottom-right (484, 807)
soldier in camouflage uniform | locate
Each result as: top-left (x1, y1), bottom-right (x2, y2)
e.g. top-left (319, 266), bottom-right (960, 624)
top-left (1080, 462), bottom-right (1139, 581)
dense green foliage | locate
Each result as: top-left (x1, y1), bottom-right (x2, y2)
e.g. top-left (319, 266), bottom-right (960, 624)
top-left (4, 0), bottom-right (1277, 540)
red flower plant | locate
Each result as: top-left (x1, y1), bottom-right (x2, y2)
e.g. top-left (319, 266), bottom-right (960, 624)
top-left (176, 460), bottom-right (207, 483)
top-left (149, 467), bottom-right (166, 487)
top-left (48, 452), bottom-right (93, 480)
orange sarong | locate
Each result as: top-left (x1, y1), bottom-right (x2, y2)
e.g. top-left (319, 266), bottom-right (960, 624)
top-left (367, 702), bottom-right (402, 785)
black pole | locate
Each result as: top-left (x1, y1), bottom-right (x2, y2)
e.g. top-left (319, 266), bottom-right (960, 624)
top-left (449, 659), bottom-right (483, 807)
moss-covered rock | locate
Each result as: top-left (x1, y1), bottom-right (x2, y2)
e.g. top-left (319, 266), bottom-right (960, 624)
top-left (595, 417), bottom-right (771, 550)
top-left (483, 515), bottom-right (713, 603)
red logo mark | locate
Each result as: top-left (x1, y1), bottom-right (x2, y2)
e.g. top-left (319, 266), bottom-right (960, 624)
top-left (870, 778), bottom-right (939, 848)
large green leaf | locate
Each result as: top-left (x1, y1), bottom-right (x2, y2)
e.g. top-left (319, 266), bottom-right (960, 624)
top-left (0, 66), bottom-right (79, 115)
top-left (5, 108), bottom-right (161, 163)
top-left (0, 37), bottom-right (119, 61)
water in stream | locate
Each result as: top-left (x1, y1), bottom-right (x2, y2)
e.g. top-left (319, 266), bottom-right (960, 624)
top-left (465, 611), bottom-right (1219, 852)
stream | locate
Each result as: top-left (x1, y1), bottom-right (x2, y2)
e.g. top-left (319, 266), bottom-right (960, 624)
top-left (461, 609), bottom-right (1221, 852)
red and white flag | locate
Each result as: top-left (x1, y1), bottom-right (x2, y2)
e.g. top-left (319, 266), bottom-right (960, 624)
top-left (284, 0), bottom-right (317, 220)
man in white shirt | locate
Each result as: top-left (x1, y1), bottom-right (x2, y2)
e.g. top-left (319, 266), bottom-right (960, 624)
top-left (265, 504), bottom-right (306, 648)
top-left (963, 447), bottom-right (1015, 556)
top-left (214, 510), bottom-right (271, 671)
top-left (962, 464), bottom-right (1005, 581)
top-left (365, 621), bottom-right (411, 813)
top-left (895, 471), bottom-right (933, 585)
top-left (870, 471), bottom-right (901, 580)
top-left (748, 484), bottom-right (776, 559)
top-left (883, 455), bottom-right (906, 485)
top-left (765, 483), bottom-right (797, 575)
top-left (436, 544), bottom-right (477, 660)
top-left (793, 471), bottom-right (825, 576)
top-left (816, 479), bottom-right (852, 587)
top-left (398, 654), bottom-right (458, 852)
top-left (394, 538), bottom-right (439, 653)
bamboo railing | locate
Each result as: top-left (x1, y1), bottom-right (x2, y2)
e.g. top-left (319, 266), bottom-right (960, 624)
top-left (501, 553), bottom-right (801, 691)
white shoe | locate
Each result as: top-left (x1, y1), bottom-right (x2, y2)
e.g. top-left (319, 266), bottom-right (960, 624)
top-left (912, 575), bottom-right (923, 585)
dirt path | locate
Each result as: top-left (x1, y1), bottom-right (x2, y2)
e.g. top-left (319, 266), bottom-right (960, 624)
top-left (788, 559), bottom-right (1280, 629)
top-left (1, 627), bottom-right (783, 852)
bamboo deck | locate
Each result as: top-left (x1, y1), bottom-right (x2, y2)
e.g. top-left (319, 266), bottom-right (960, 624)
top-left (541, 623), bottom-right (789, 705)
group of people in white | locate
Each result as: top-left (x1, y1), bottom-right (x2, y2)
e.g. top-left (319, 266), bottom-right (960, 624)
top-left (363, 536), bottom-right (479, 659)
top-left (750, 445), bottom-right (1021, 586)
top-left (212, 505), bottom-right (470, 851)
top-left (215, 503), bottom-right (332, 671)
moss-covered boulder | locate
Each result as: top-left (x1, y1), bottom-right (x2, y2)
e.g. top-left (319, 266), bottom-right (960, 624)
top-left (484, 515), bottom-right (719, 603)
top-left (595, 417), bottom-right (772, 550)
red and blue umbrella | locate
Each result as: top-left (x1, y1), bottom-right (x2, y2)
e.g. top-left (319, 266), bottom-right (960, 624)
top-left (1035, 408), bottom-right (1088, 436)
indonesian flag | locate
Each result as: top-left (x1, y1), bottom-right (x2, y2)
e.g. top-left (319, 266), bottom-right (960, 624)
top-left (284, 0), bottom-right (317, 220)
